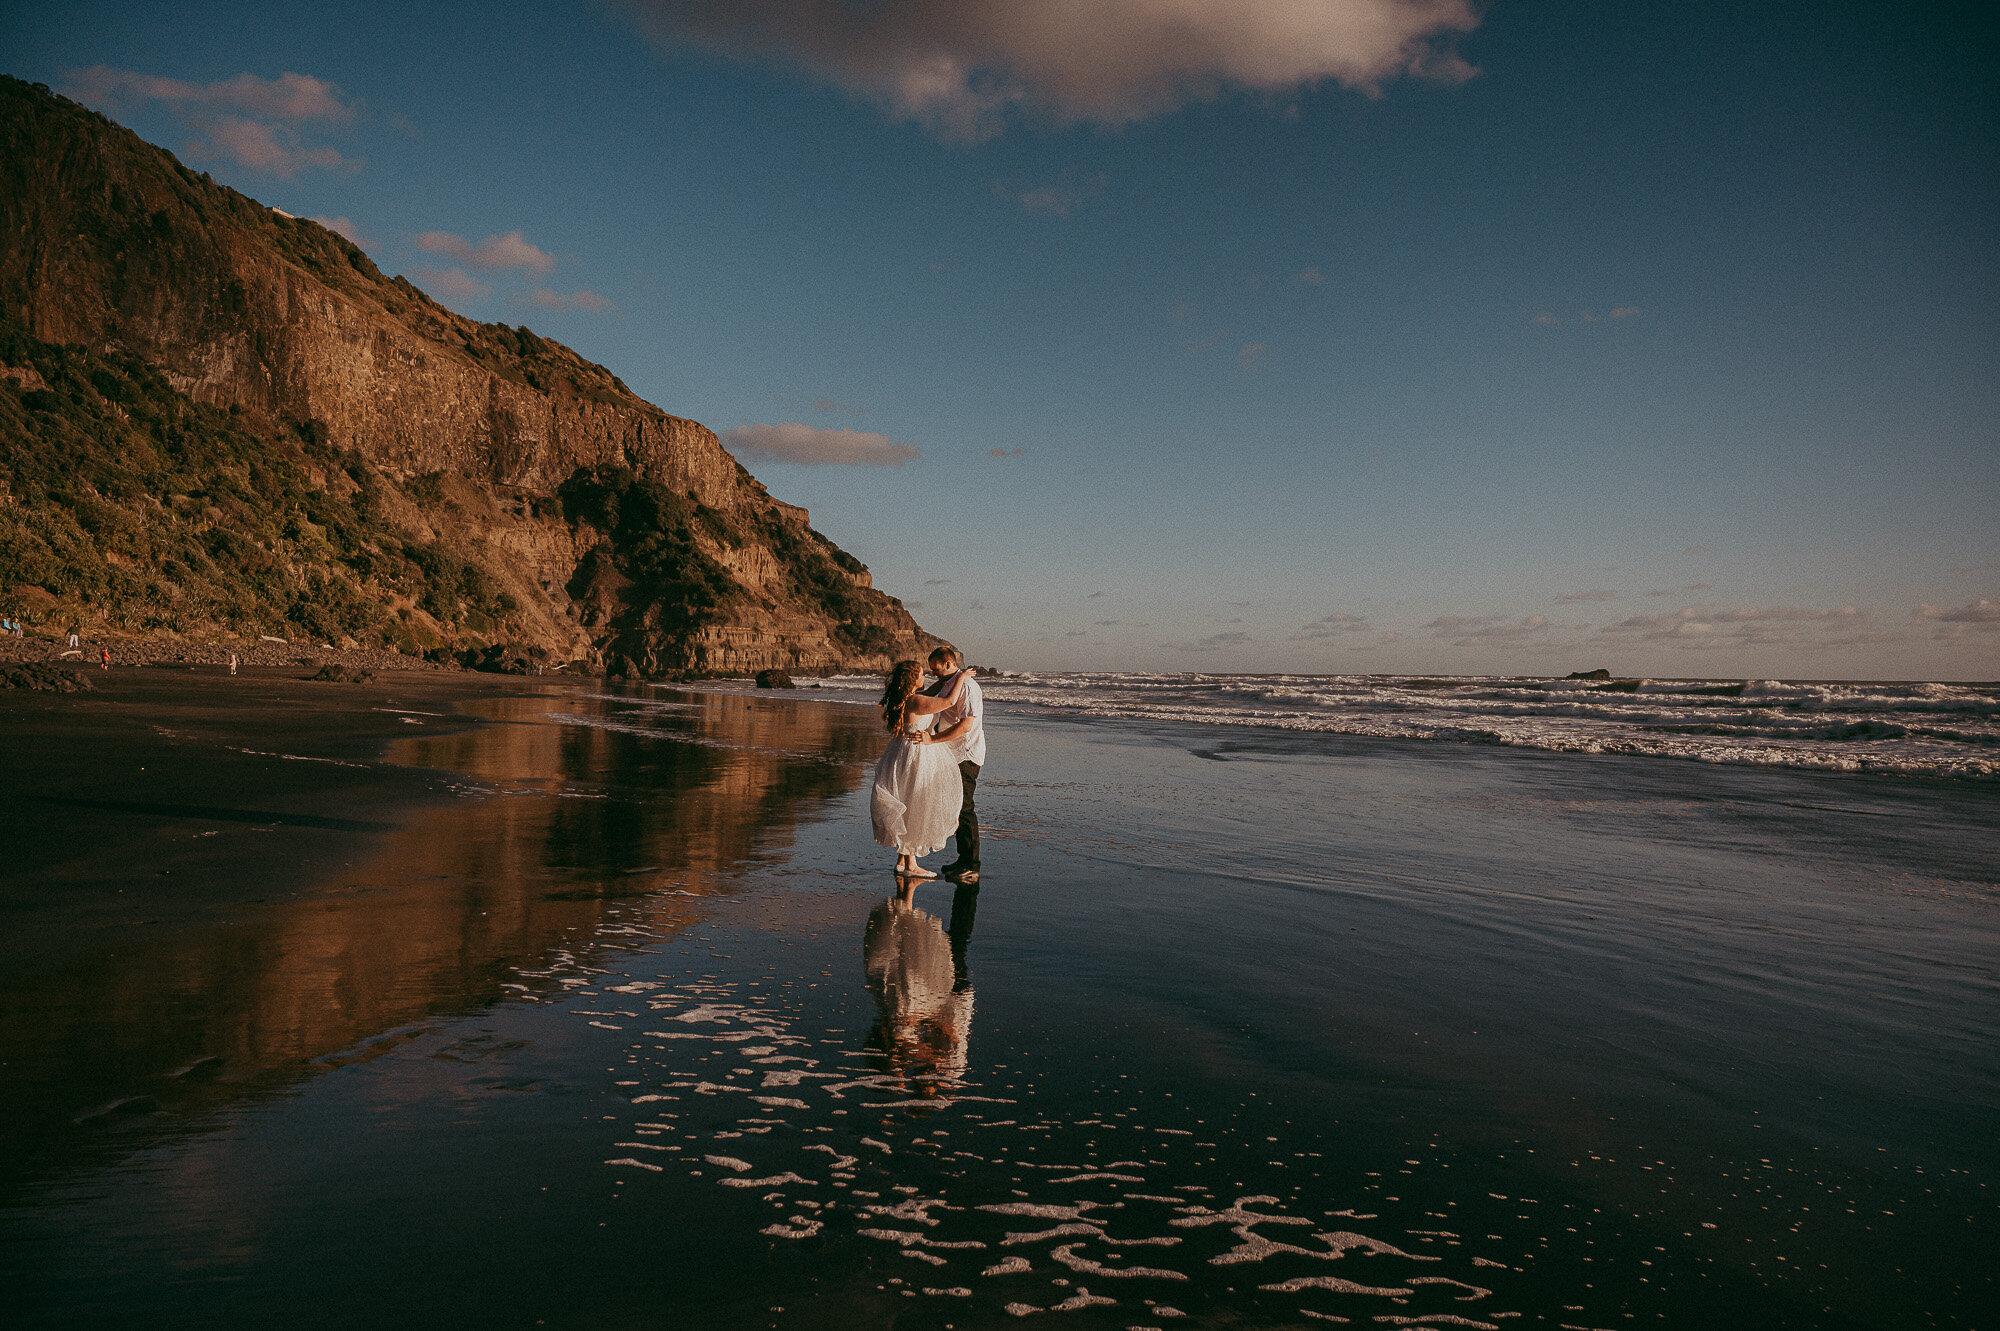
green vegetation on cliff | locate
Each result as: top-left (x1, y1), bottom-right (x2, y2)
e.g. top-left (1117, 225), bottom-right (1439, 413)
top-left (0, 319), bottom-right (503, 646)
top-left (558, 465), bottom-right (739, 628)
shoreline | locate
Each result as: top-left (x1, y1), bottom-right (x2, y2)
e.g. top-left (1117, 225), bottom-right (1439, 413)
top-left (0, 629), bottom-right (459, 675)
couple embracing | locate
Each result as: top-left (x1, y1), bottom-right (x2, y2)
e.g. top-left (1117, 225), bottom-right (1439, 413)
top-left (870, 644), bottom-right (983, 883)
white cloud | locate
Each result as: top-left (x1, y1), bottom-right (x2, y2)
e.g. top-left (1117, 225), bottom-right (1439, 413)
top-left (1238, 340), bottom-right (1268, 369)
top-left (1594, 604), bottom-right (1873, 650)
top-left (1295, 266), bottom-right (1324, 285)
top-left (995, 171), bottom-right (1106, 216)
top-left (200, 118), bottom-right (351, 176)
top-left (529, 287), bottom-right (617, 313)
top-left (1917, 597), bottom-right (2000, 625)
top-left (1534, 306), bottom-right (1642, 331)
top-left (1293, 612), bottom-right (1367, 641)
top-left (1916, 598), bottom-right (2000, 637)
top-left (65, 66), bottom-right (359, 177)
top-left (1555, 589), bottom-right (1619, 603)
top-left (1425, 613), bottom-right (1552, 645)
top-left (413, 266), bottom-right (492, 306)
top-left (1169, 630), bottom-right (1252, 652)
top-left (312, 215), bottom-right (369, 247)
top-left (414, 230), bottom-right (556, 275)
top-left (621, 0), bottom-right (1479, 143)
top-left (723, 421), bottom-right (919, 467)
top-left (66, 67), bottom-right (356, 121)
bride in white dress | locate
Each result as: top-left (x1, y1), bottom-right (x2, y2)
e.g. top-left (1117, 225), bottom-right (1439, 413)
top-left (871, 659), bottom-right (976, 877)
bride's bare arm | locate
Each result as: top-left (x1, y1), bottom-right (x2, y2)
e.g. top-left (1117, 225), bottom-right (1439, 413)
top-left (907, 667), bottom-right (976, 717)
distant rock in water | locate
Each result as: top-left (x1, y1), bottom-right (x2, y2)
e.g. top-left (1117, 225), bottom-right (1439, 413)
top-left (756, 669), bottom-right (796, 689)
top-left (1566, 669), bottom-right (1613, 680)
top-left (0, 662), bottom-right (91, 691)
top-left (0, 75), bottom-right (937, 680)
top-left (309, 664), bottom-right (375, 684)
top-left (460, 642), bottom-right (538, 675)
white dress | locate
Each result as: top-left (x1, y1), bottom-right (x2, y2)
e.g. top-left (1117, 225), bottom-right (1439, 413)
top-left (870, 710), bottom-right (964, 856)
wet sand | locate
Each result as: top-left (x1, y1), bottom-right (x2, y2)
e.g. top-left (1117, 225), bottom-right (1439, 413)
top-left (1, 676), bottom-right (1994, 1328)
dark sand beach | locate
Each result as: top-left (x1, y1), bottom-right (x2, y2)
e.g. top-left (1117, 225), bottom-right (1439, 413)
top-left (2, 671), bottom-right (1995, 1328)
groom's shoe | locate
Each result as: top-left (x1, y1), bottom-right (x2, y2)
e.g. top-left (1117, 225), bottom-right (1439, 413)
top-left (940, 862), bottom-right (980, 883)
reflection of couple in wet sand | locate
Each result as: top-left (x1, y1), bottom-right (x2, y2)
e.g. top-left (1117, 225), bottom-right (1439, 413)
top-left (862, 878), bottom-right (978, 1095)
top-left (870, 643), bottom-right (983, 883)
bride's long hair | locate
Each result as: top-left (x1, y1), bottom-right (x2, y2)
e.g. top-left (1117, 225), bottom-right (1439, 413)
top-left (879, 659), bottom-right (925, 733)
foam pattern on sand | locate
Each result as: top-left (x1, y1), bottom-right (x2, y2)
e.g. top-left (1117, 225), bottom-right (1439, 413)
top-left (550, 954), bottom-right (1525, 1325)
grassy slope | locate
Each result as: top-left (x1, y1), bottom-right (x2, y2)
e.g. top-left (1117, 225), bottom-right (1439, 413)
top-left (0, 319), bottom-right (505, 649)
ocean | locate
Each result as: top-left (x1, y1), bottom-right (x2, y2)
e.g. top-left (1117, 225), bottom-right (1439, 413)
top-left (688, 669), bottom-right (2000, 780)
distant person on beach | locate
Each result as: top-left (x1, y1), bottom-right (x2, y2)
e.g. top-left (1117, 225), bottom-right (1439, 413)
top-left (228, 652), bottom-right (238, 675)
top-left (922, 644), bottom-right (985, 885)
top-left (99, 647), bottom-right (109, 670)
top-left (67, 624), bottom-right (79, 647)
top-left (871, 659), bottom-right (976, 878)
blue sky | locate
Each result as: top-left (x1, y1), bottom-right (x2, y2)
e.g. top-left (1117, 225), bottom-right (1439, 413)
top-left (9, 1), bottom-right (1996, 678)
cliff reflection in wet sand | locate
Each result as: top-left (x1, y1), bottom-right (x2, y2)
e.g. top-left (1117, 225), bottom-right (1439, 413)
top-left (0, 685), bottom-right (879, 1197)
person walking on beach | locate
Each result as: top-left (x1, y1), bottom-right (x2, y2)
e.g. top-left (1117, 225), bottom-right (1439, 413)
top-left (228, 652), bottom-right (238, 676)
top-left (99, 646), bottom-right (109, 670)
top-left (922, 644), bottom-right (985, 885)
top-left (67, 624), bottom-right (79, 648)
top-left (871, 659), bottom-right (976, 878)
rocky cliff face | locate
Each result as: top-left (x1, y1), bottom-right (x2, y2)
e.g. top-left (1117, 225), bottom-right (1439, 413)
top-left (0, 75), bottom-right (934, 676)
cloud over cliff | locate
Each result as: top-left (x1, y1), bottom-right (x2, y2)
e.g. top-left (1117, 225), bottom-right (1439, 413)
top-left (619, 0), bottom-right (1479, 141)
top-left (64, 66), bottom-right (358, 176)
top-left (723, 421), bottom-right (919, 466)
top-left (415, 230), bottom-right (556, 275)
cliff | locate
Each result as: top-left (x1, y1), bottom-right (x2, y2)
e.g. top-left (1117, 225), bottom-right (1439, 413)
top-left (0, 75), bottom-right (934, 676)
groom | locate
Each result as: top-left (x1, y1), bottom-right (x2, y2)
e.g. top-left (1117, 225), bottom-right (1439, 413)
top-left (923, 643), bottom-right (983, 884)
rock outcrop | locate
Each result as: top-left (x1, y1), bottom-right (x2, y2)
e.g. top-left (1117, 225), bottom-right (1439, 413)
top-left (0, 76), bottom-right (934, 676)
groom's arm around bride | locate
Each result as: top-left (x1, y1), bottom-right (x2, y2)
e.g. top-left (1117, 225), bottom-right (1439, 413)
top-left (924, 644), bottom-right (984, 883)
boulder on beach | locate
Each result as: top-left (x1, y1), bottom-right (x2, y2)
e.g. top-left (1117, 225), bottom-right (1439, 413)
top-left (755, 669), bottom-right (796, 689)
top-left (458, 642), bottom-right (542, 675)
top-left (310, 664), bottom-right (375, 684)
top-left (0, 663), bottom-right (93, 692)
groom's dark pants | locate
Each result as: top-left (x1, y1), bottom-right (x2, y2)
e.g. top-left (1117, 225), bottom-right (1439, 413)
top-left (952, 760), bottom-right (980, 868)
